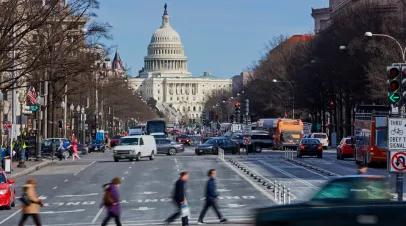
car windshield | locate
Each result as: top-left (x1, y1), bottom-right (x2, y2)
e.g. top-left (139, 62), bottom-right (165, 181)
top-left (118, 138), bottom-right (138, 146)
top-left (344, 138), bottom-right (352, 144)
top-left (314, 134), bottom-right (327, 139)
top-left (204, 139), bottom-right (216, 145)
top-left (0, 174), bottom-right (6, 183)
top-left (301, 139), bottom-right (320, 144)
top-left (90, 140), bottom-right (103, 144)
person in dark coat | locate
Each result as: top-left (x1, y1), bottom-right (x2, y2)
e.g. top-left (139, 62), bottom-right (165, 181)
top-left (101, 177), bottom-right (122, 226)
top-left (197, 169), bottom-right (227, 224)
top-left (165, 171), bottom-right (189, 226)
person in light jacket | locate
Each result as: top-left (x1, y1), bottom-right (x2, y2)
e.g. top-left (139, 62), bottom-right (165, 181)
top-left (18, 178), bottom-right (43, 226)
top-left (101, 177), bottom-right (122, 226)
top-left (165, 171), bottom-right (189, 226)
top-left (197, 169), bottom-right (227, 224)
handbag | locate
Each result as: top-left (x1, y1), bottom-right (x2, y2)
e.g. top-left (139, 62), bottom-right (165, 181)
top-left (181, 202), bottom-right (190, 217)
top-left (19, 192), bottom-right (32, 206)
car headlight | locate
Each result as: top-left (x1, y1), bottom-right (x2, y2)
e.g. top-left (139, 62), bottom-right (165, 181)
top-left (114, 151), bottom-right (117, 155)
top-left (0, 190), bottom-right (7, 195)
top-left (131, 150), bottom-right (136, 154)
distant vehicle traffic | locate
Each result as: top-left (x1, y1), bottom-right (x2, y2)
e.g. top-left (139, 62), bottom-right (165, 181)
top-left (297, 138), bottom-right (323, 158)
top-left (176, 134), bottom-right (191, 145)
top-left (113, 135), bottom-right (157, 162)
top-left (128, 126), bottom-right (144, 136)
top-left (336, 137), bottom-right (355, 160)
top-left (255, 176), bottom-right (399, 226)
top-left (146, 119), bottom-right (166, 135)
top-left (87, 140), bottom-right (105, 153)
top-left (151, 132), bottom-right (166, 139)
top-left (110, 135), bottom-right (123, 147)
top-left (156, 138), bottom-right (184, 155)
top-left (310, 133), bottom-right (329, 149)
top-left (195, 137), bottom-right (239, 155)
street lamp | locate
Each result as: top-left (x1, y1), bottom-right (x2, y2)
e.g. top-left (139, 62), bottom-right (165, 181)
top-left (365, 31), bottom-right (406, 62)
top-left (61, 101), bottom-right (66, 138)
top-left (273, 79), bottom-right (295, 119)
top-left (17, 91), bottom-right (26, 168)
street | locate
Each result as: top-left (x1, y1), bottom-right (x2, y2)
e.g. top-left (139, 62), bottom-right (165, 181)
top-left (0, 147), bottom-right (399, 225)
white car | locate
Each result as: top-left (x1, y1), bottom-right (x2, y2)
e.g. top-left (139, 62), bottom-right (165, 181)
top-left (113, 135), bottom-right (157, 162)
top-left (310, 133), bottom-right (329, 149)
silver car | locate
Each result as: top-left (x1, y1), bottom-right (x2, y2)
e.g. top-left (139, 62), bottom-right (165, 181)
top-left (156, 138), bottom-right (184, 155)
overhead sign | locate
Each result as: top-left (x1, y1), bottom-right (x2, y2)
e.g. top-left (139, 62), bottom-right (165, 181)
top-left (232, 124), bottom-right (241, 131)
top-left (243, 137), bottom-right (251, 145)
top-left (388, 118), bottom-right (406, 149)
top-left (389, 151), bottom-right (406, 172)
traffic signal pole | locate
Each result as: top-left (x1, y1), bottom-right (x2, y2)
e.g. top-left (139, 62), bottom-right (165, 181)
top-left (245, 99), bottom-right (250, 156)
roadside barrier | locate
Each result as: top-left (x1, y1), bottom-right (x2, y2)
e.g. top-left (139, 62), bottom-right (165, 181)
top-left (228, 158), bottom-right (291, 204)
top-left (218, 148), bottom-right (225, 160)
top-left (284, 148), bottom-right (295, 160)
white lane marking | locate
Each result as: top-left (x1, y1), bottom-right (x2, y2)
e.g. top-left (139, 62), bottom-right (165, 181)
top-left (74, 173), bottom-right (77, 176)
top-left (78, 161), bottom-right (96, 173)
top-left (177, 169), bottom-right (179, 171)
top-left (64, 179), bottom-right (68, 182)
top-left (174, 158), bottom-right (178, 163)
top-left (42, 209), bottom-right (85, 214)
top-left (258, 160), bottom-right (321, 190)
top-left (282, 160), bottom-right (330, 179)
top-left (226, 203), bottom-right (246, 207)
top-left (39, 195), bottom-right (47, 200)
top-left (125, 171), bottom-right (128, 174)
top-left (217, 189), bottom-right (230, 192)
top-left (53, 186), bottom-right (58, 190)
top-left (0, 209), bottom-right (21, 224)
top-left (235, 161), bottom-right (298, 200)
top-left (222, 159), bottom-right (276, 202)
top-left (129, 166), bottom-right (132, 169)
top-left (132, 162), bottom-right (135, 165)
top-left (140, 191), bottom-right (157, 195)
top-left (132, 207), bottom-right (155, 211)
top-left (121, 177), bottom-right (124, 180)
top-left (176, 165), bottom-right (179, 168)
top-left (55, 193), bottom-right (98, 198)
top-left (91, 206), bottom-right (105, 223)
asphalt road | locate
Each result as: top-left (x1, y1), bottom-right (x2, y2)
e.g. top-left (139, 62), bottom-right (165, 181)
top-left (0, 147), bottom-right (273, 225)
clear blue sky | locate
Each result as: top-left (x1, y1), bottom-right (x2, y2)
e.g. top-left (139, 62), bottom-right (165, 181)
top-left (96, 0), bottom-right (328, 78)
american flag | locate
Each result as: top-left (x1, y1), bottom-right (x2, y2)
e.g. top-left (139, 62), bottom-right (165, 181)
top-left (27, 86), bottom-right (37, 105)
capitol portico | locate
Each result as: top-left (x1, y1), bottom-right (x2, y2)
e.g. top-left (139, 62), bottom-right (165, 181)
top-left (129, 4), bottom-right (232, 123)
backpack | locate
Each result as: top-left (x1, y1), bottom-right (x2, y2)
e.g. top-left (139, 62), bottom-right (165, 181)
top-left (103, 187), bottom-right (115, 206)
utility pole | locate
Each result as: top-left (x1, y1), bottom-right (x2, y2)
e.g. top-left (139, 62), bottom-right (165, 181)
top-left (11, 25), bottom-right (17, 148)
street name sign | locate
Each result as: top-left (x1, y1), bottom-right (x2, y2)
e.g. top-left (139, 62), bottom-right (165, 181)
top-left (388, 118), bottom-right (406, 149)
top-left (389, 151), bottom-right (406, 172)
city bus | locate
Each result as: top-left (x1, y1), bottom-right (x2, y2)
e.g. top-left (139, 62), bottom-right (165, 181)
top-left (354, 105), bottom-right (390, 166)
top-left (146, 119), bottom-right (166, 135)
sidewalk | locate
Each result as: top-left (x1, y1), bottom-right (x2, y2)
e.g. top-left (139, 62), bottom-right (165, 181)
top-left (7, 159), bottom-right (53, 179)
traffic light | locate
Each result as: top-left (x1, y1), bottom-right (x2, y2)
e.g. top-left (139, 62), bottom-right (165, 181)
top-left (388, 65), bottom-right (401, 105)
top-left (58, 120), bottom-right (63, 128)
top-left (215, 112), bottom-right (219, 121)
top-left (329, 101), bottom-right (334, 106)
top-left (234, 103), bottom-right (241, 123)
top-left (401, 65), bottom-right (406, 102)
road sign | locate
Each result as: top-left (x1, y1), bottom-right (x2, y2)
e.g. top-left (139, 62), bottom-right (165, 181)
top-left (29, 105), bottom-right (38, 111)
top-left (389, 151), bottom-right (406, 172)
top-left (242, 124), bottom-right (251, 136)
top-left (232, 124), bottom-right (241, 131)
top-left (388, 118), bottom-right (406, 150)
top-left (243, 137), bottom-right (251, 145)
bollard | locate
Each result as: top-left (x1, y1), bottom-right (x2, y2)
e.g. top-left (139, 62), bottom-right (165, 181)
top-left (283, 186), bottom-right (286, 204)
top-left (278, 183), bottom-right (282, 203)
top-left (274, 181), bottom-right (278, 200)
top-left (288, 188), bottom-right (291, 204)
top-left (263, 182), bottom-right (267, 186)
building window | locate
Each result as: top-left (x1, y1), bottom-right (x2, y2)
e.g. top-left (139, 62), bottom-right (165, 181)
top-left (170, 97), bottom-right (173, 101)
top-left (193, 106), bottom-right (196, 111)
top-left (199, 106), bottom-right (202, 111)
top-left (188, 106), bottom-right (190, 111)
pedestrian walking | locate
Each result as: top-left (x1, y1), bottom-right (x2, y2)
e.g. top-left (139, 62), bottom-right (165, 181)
top-left (101, 177), bottom-right (122, 226)
top-left (72, 139), bottom-right (81, 161)
top-left (164, 171), bottom-right (189, 226)
top-left (357, 163), bottom-right (368, 175)
top-left (197, 169), bottom-right (227, 224)
top-left (18, 178), bottom-right (43, 226)
top-left (51, 140), bottom-right (57, 161)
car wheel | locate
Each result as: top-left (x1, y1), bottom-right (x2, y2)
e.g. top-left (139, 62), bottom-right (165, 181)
top-left (168, 148), bottom-right (176, 156)
top-left (149, 151), bottom-right (155, 160)
top-left (114, 158), bottom-right (118, 162)
top-left (136, 153), bottom-right (141, 161)
top-left (11, 196), bottom-right (15, 207)
top-left (62, 150), bottom-right (70, 159)
top-left (213, 148), bottom-right (218, 155)
top-left (255, 145), bottom-right (262, 153)
top-left (5, 204), bottom-right (11, 210)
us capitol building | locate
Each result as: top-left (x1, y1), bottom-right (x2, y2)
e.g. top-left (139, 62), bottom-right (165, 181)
top-left (129, 4), bottom-right (232, 123)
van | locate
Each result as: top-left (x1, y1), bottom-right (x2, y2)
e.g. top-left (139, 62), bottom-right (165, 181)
top-left (113, 135), bottom-right (157, 162)
top-left (310, 133), bottom-right (329, 149)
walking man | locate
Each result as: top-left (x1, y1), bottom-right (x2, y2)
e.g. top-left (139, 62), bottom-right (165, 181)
top-left (18, 178), bottom-right (43, 226)
top-left (101, 177), bottom-right (122, 226)
top-left (197, 169), bottom-right (227, 224)
top-left (165, 171), bottom-right (189, 226)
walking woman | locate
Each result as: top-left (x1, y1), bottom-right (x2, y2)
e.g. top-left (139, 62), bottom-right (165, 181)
top-left (18, 178), bottom-right (43, 226)
top-left (72, 139), bottom-right (81, 161)
top-left (101, 177), bottom-right (122, 226)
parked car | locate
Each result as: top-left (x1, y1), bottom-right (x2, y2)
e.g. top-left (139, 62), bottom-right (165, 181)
top-left (41, 138), bottom-right (72, 158)
top-left (310, 132), bottom-right (329, 149)
top-left (88, 140), bottom-right (105, 153)
top-left (156, 138), bottom-right (184, 155)
top-left (110, 135), bottom-right (122, 147)
top-left (297, 138), bottom-right (323, 158)
top-left (255, 176), bottom-right (398, 226)
top-left (176, 134), bottom-right (191, 145)
top-left (113, 135), bottom-right (157, 162)
top-left (229, 131), bottom-right (273, 153)
top-left (0, 172), bottom-right (15, 209)
top-left (195, 137), bottom-right (239, 155)
top-left (336, 137), bottom-right (355, 160)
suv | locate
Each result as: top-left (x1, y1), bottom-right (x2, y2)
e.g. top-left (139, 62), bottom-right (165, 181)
top-left (229, 131), bottom-right (273, 153)
top-left (310, 133), bottom-right (329, 149)
top-left (41, 138), bottom-right (72, 158)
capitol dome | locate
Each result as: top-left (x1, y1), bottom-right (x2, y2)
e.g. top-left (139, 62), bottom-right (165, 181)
top-left (141, 4), bottom-right (191, 78)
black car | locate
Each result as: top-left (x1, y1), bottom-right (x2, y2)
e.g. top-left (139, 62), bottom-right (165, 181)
top-left (297, 138), bottom-right (323, 158)
top-left (195, 137), bottom-right (239, 155)
top-left (88, 140), bottom-right (105, 153)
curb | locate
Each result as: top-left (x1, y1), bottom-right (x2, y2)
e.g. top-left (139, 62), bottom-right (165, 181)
top-left (10, 161), bottom-right (54, 180)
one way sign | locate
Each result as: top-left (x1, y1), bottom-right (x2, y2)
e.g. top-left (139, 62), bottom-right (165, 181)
top-left (389, 151), bottom-right (406, 172)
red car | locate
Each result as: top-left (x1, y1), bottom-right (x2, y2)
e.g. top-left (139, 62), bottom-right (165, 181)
top-left (336, 137), bottom-right (355, 160)
top-left (110, 135), bottom-right (122, 147)
top-left (176, 135), bottom-right (191, 145)
top-left (0, 172), bottom-right (15, 209)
